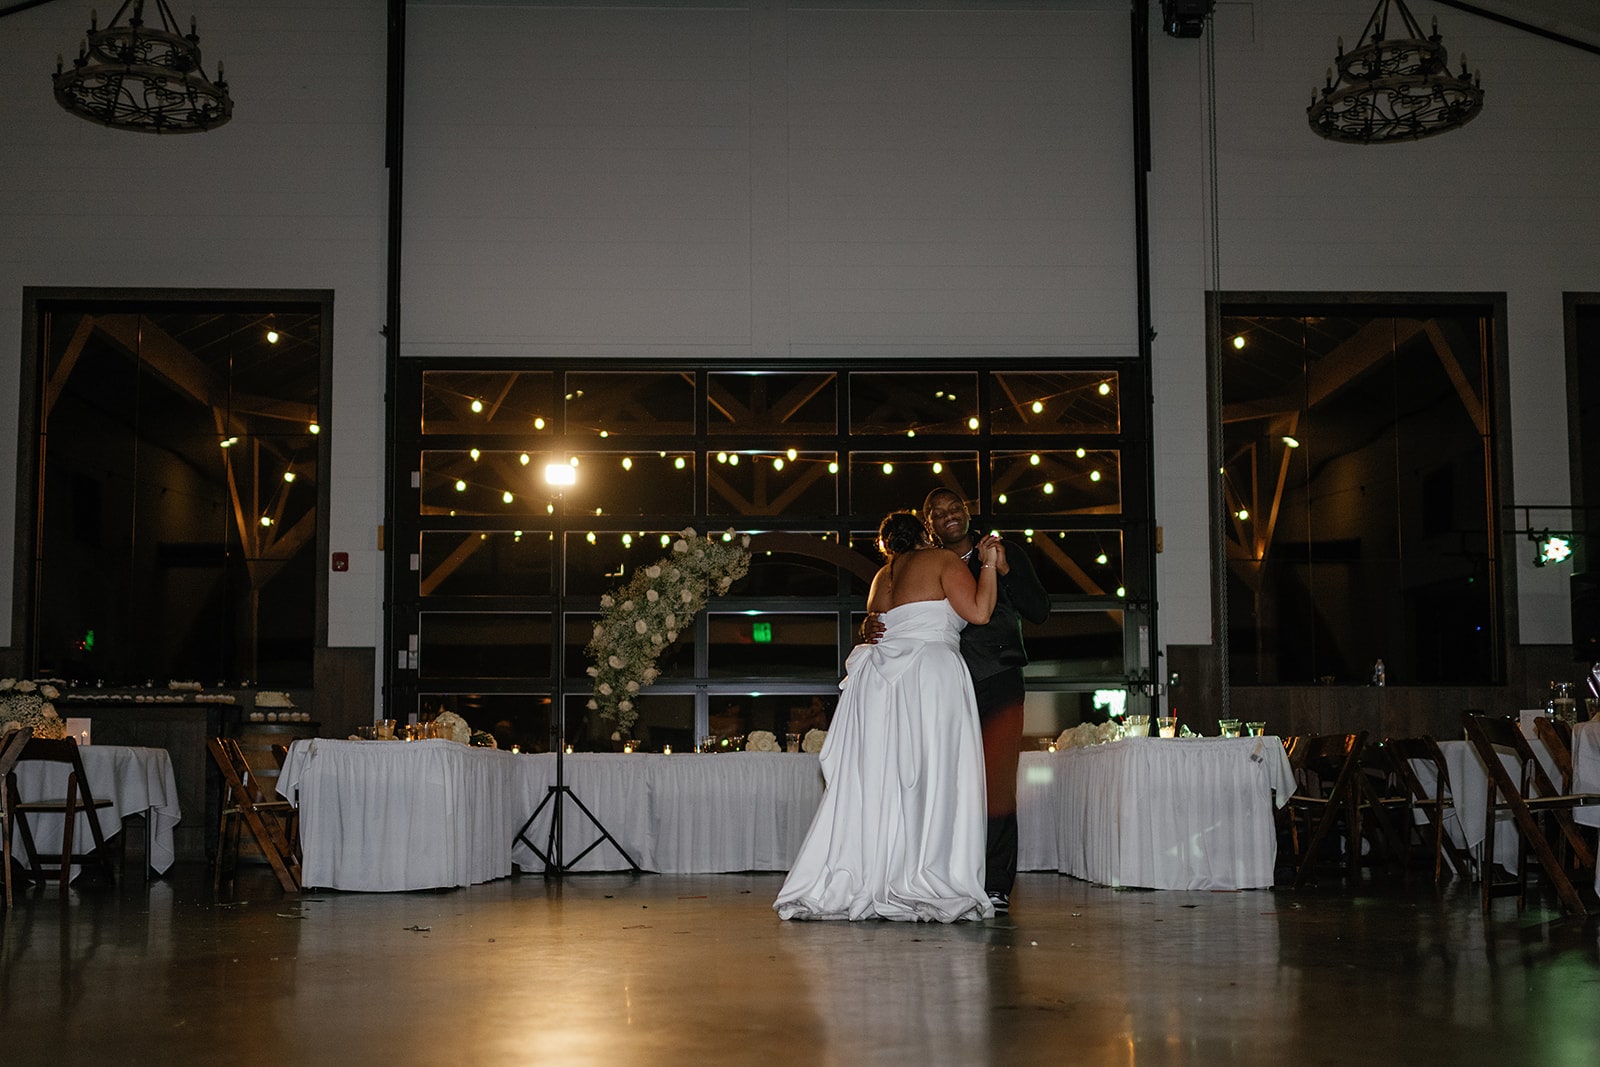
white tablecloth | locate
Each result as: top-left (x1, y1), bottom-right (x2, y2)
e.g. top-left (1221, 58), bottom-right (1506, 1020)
top-left (7, 744), bottom-right (181, 875)
top-left (509, 752), bottom-right (826, 874)
top-left (1015, 736), bottom-right (1294, 891)
top-left (277, 739), bottom-right (525, 891)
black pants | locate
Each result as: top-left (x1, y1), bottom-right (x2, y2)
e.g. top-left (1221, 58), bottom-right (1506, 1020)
top-left (973, 668), bottom-right (1025, 896)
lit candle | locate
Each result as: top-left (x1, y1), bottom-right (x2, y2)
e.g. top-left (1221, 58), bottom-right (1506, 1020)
top-left (564, 744), bottom-right (574, 755)
top-left (662, 744), bottom-right (672, 755)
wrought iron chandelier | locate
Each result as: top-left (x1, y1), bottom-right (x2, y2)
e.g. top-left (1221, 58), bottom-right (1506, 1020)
top-left (53, 0), bottom-right (232, 134)
top-left (1308, 0), bottom-right (1482, 144)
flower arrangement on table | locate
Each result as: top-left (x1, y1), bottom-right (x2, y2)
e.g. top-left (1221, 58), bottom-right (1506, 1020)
top-left (0, 678), bottom-right (66, 739)
top-left (745, 730), bottom-right (780, 752)
top-left (1055, 721), bottom-right (1125, 749)
top-left (586, 528), bottom-right (752, 733)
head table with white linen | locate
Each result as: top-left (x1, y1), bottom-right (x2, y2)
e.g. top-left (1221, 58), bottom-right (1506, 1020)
top-left (6, 743), bottom-right (182, 875)
top-left (277, 734), bottom-right (1294, 892)
top-left (1016, 735), bottom-right (1296, 891)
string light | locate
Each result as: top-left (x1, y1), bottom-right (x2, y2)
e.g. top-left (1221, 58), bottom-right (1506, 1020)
top-left (454, 479), bottom-right (467, 492)
top-left (622, 457), bottom-right (633, 470)
top-left (471, 398), bottom-right (484, 413)
top-left (773, 458), bottom-right (785, 471)
top-left (309, 423), bottom-right (321, 435)
top-left (1030, 454), bottom-right (1041, 466)
top-left (469, 448), bottom-right (480, 461)
top-left (1043, 483), bottom-right (1054, 494)
top-left (283, 471), bottom-right (296, 483)
top-left (882, 462), bottom-right (894, 475)
top-left (520, 453), bottom-right (530, 465)
top-left (1090, 470), bottom-right (1102, 482)
top-left (503, 491), bottom-right (514, 504)
top-left (786, 448), bottom-right (797, 460)
top-left (967, 417), bottom-right (980, 430)
top-left (674, 457), bottom-right (686, 469)
top-left (1032, 401), bottom-right (1044, 413)
top-left (266, 329), bottom-right (280, 344)
top-left (1097, 552), bottom-right (1108, 565)
top-left (1098, 382), bottom-right (1111, 396)
top-left (828, 462), bottom-right (839, 474)
top-left (260, 516), bottom-right (273, 527)
top-left (534, 417), bottom-right (546, 430)
top-left (1076, 447), bottom-right (1086, 458)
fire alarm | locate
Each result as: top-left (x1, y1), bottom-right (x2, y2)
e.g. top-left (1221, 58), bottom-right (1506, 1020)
top-left (331, 552), bottom-right (349, 572)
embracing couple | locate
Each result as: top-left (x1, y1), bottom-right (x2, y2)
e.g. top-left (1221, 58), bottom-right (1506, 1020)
top-left (775, 487), bottom-right (1050, 923)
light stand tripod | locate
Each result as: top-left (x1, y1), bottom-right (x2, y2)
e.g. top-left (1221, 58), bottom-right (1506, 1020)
top-left (513, 469), bottom-right (640, 876)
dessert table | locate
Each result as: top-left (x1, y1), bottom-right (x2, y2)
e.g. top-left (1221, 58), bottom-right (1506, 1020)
top-left (1016, 736), bottom-right (1295, 890)
top-left (6, 743), bottom-right (182, 875)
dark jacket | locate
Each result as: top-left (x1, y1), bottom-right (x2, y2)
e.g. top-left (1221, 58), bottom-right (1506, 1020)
top-left (959, 537), bottom-right (1050, 683)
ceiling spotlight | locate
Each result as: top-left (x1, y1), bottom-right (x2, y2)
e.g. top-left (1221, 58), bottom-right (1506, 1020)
top-left (544, 463), bottom-right (576, 487)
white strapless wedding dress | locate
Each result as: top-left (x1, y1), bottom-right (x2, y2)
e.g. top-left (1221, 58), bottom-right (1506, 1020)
top-left (774, 598), bottom-right (992, 922)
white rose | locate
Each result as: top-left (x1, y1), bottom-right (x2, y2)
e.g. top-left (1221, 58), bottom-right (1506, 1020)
top-left (646, 589), bottom-right (659, 602)
top-left (664, 613), bottom-right (676, 629)
top-left (621, 599), bottom-right (634, 612)
top-left (618, 699), bottom-right (633, 712)
top-left (600, 594), bottom-right (615, 608)
top-left (642, 668), bottom-right (659, 683)
top-left (666, 631), bottom-right (677, 642)
top-left (681, 588), bottom-right (695, 603)
top-left (18, 681), bottom-right (37, 693)
top-left (651, 634), bottom-right (664, 646)
top-left (646, 565), bottom-right (661, 579)
top-left (611, 731), bottom-right (622, 741)
top-left (599, 683), bottom-right (612, 696)
top-left (717, 578), bottom-right (732, 592)
top-left (586, 666), bottom-right (599, 677)
top-left (41, 703), bottom-right (58, 719)
top-left (625, 681), bottom-right (639, 693)
top-left (592, 623), bottom-right (605, 640)
top-left (41, 684), bottom-right (60, 699)
top-left (586, 699), bottom-right (598, 710)
top-left (680, 527), bottom-right (697, 538)
top-left (634, 620), bottom-right (649, 635)
top-left (0, 678), bottom-right (16, 690)
top-left (609, 655), bottom-right (626, 669)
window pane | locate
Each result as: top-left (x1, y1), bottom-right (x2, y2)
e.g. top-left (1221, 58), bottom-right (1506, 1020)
top-left (563, 530), bottom-right (693, 597)
top-left (850, 372), bottom-right (979, 435)
top-left (708, 612), bottom-right (839, 678)
top-left (1013, 530), bottom-right (1123, 596)
top-left (422, 370), bottom-right (554, 435)
top-left (565, 611), bottom-right (695, 680)
top-left (1025, 610), bottom-right (1125, 678)
top-left (707, 692), bottom-right (837, 743)
top-left (990, 370), bottom-right (1120, 434)
top-left (421, 450), bottom-right (556, 515)
top-left (849, 453), bottom-right (980, 515)
top-left (708, 450), bottom-right (837, 516)
top-left (742, 531), bottom-right (856, 597)
top-left (708, 371), bottom-right (837, 434)
top-left (566, 371), bottom-right (694, 435)
top-left (567, 692), bottom-right (693, 753)
top-left (419, 531), bottom-right (553, 597)
top-left (990, 450), bottom-right (1120, 516)
top-left (1220, 309), bottom-right (1499, 685)
top-left (420, 692), bottom-right (551, 753)
top-left (563, 451), bottom-right (696, 516)
top-left (419, 612), bottom-right (551, 678)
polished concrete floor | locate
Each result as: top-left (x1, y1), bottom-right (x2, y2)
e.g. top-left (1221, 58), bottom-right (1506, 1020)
top-left (3, 863), bottom-right (1599, 1066)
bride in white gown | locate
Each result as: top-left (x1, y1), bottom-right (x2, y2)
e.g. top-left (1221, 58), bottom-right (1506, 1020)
top-left (775, 510), bottom-right (1001, 922)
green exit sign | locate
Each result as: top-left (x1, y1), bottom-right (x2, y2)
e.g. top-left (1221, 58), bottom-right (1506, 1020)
top-left (752, 621), bottom-right (773, 643)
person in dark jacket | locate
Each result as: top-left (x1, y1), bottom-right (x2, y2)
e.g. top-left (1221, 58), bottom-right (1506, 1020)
top-left (864, 487), bottom-right (1050, 913)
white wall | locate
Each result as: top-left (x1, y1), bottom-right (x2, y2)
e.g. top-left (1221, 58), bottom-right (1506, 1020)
top-left (1148, 0), bottom-right (1600, 649)
top-left (0, 1), bottom-right (390, 662)
top-left (6, 0), bottom-right (1599, 702)
top-left (401, 0), bottom-right (1139, 360)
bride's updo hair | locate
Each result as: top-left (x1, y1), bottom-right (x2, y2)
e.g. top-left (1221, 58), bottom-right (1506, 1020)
top-left (878, 510), bottom-right (931, 557)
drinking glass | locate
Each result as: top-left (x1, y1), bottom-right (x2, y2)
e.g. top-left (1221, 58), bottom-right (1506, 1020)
top-left (1218, 718), bottom-right (1241, 738)
top-left (1244, 721), bottom-right (1266, 737)
top-left (1157, 717), bottom-right (1177, 738)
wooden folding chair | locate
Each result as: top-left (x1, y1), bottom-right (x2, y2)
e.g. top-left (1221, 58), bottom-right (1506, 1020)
top-left (1462, 712), bottom-right (1600, 916)
top-left (1533, 716), bottom-right (1575, 793)
top-left (1285, 732), bottom-right (1370, 886)
top-left (1384, 736), bottom-right (1473, 886)
top-left (3, 735), bottom-right (117, 895)
top-left (1, 727), bottom-right (35, 908)
top-left (208, 737), bottom-right (301, 894)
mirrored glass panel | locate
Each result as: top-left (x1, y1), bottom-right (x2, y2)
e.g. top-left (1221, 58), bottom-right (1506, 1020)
top-left (850, 372), bottom-right (979, 435)
top-left (419, 612), bottom-right (551, 678)
top-left (419, 530), bottom-right (553, 597)
top-left (566, 371), bottom-right (694, 436)
top-left (990, 370), bottom-right (1120, 434)
top-left (742, 531), bottom-right (857, 597)
top-left (422, 370), bottom-right (554, 435)
top-left (1010, 529), bottom-right (1124, 597)
top-left (990, 450), bottom-right (1121, 516)
top-left (563, 530), bottom-right (695, 597)
top-left (708, 371), bottom-right (837, 434)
